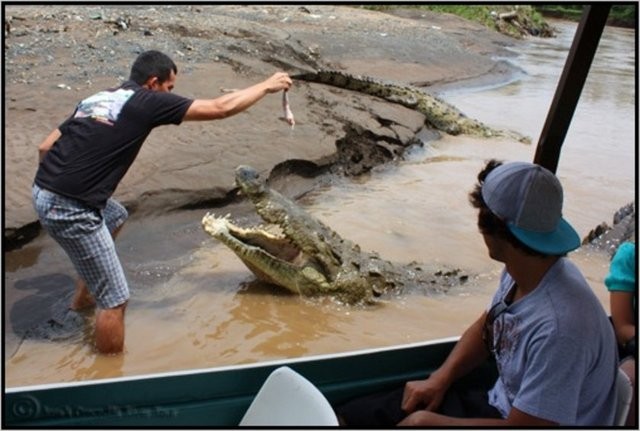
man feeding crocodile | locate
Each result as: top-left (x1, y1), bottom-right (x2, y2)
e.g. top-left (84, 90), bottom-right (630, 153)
top-left (337, 160), bottom-right (619, 426)
top-left (32, 50), bottom-right (293, 355)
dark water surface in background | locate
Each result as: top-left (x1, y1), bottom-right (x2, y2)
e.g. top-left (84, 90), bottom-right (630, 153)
top-left (5, 20), bottom-right (635, 387)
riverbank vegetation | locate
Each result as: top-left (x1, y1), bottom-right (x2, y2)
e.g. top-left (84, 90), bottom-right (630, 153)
top-left (362, 4), bottom-right (635, 37)
top-left (362, 5), bottom-right (553, 38)
top-left (536, 4), bottom-right (635, 28)
top-left (425, 5), bottom-right (553, 37)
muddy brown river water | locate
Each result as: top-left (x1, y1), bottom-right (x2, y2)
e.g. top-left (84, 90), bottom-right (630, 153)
top-left (4, 21), bottom-right (635, 387)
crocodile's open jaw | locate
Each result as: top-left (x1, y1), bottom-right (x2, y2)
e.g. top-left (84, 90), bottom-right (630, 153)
top-left (221, 165), bottom-right (329, 270)
top-left (202, 213), bottom-right (315, 271)
top-left (202, 165), bottom-right (336, 294)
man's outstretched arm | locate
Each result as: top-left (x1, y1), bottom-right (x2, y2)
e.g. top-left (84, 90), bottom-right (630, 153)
top-left (183, 72), bottom-right (292, 121)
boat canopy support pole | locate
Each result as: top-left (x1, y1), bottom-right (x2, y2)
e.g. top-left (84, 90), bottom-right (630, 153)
top-left (533, 4), bottom-right (611, 173)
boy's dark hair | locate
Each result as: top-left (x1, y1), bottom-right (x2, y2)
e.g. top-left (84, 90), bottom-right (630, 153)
top-left (129, 50), bottom-right (178, 85)
top-left (469, 159), bottom-right (547, 257)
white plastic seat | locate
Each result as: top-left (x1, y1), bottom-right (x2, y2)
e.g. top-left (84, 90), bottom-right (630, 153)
top-left (615, 367), bottom-right (633, 426)
top-left (239, 366), bottom-right (339, 426)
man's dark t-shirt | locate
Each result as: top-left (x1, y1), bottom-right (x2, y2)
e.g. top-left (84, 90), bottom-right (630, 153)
top-left (34, 81), bottom-right (193, 209)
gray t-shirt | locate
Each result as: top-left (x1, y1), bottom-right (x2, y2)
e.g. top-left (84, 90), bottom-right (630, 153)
top-left (487, 258), bottom-right (618, 425)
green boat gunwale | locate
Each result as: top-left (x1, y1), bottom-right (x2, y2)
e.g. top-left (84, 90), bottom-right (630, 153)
top-left (4, 337), bottom-right (474, 426)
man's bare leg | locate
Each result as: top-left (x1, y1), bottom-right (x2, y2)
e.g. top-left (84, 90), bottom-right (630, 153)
top-left (95, 302), bottom-right (127, 354)
top-left (71, 278), bottom-right (96, 310)
top-left (71, 223), bottom-right (125, 311)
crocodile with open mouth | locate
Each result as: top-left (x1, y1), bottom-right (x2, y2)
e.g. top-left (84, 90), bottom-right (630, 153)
top-left (202, 165), bottom-right (468, 304)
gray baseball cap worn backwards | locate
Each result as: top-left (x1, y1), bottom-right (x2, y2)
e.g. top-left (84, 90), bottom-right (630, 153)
top-left (481, 161), bottom-right (581, 255)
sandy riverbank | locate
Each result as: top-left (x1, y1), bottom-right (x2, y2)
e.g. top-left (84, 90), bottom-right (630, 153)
top-left (4, 5), bottom-right (523, 249)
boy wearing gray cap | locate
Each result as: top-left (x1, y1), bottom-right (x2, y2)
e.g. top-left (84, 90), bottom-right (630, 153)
top-left (399, 159), bottom-right (619, 426)
top-left (337, 159), bottom-right (619, 426)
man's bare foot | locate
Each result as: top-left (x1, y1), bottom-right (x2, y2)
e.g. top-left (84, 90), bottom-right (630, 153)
top-left (70, 279), bottom-right (96, 310)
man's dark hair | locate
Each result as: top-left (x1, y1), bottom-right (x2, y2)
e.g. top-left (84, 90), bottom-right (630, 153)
top-left (129, 50), bottom-right (178, 85)
top-left (469, 159), bottom-right (547, 257)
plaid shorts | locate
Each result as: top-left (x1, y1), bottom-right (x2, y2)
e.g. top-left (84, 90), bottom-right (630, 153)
top-left (32, 184), bottom-right (130, 309)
